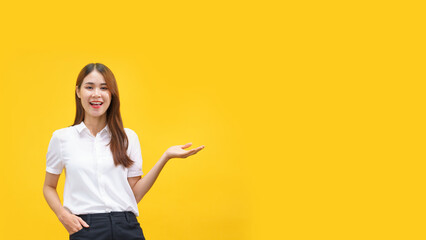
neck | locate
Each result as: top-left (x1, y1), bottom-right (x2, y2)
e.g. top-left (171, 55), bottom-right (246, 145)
top-left (83, 115), bottom-right (107, 136)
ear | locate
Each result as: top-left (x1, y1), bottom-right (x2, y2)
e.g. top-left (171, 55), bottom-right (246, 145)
top-left (75, 86), bottom-right (80, 99)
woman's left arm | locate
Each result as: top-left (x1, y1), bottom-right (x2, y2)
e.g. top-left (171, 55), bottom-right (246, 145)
top-left (128, 143), bottom-right (205, 203)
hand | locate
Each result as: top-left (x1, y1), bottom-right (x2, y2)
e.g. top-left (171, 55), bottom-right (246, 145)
top-left (57, 209), bottom-right (89, 235)
top-left (164, 143), bottom-right (205, 159)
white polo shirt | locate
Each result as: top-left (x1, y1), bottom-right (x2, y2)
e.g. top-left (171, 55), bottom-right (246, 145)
top-left (45, 121), bottom-right (143, 216)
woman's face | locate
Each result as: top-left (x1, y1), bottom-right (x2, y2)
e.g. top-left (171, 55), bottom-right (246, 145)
top-left (76, 70), bottom-right (112, 120)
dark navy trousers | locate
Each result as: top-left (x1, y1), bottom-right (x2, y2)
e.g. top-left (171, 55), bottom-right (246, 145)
top-left (69, 211), bottom-right (145, 240)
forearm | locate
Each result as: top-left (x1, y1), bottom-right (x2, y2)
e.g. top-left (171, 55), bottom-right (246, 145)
top-left (43, 185), bottom-right (67, 217)
top-left (132, 154), bottom-right (170, 203)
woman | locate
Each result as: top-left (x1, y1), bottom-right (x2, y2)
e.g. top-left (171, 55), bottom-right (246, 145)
top-left (43, 63), bottom-right (205, 240)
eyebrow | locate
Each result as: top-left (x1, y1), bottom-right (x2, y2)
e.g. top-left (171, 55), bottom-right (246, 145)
top-left (84, 82), bottom-right (107, 85)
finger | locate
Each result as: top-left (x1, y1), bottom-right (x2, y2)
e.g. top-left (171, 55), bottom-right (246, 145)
top-left (192, 150), bottom-right (200, 155)
top-left (181, 145), bottom-right (204, 158)
top-left (191, 146), bottom-right (204, 154)
top-left (197, 145), bottom-right (205, 151)
top-left (188, 149), bottom-right (199, 156)
top-left (78, 217), bottom-right (90, 227)
top-left (181, 143), bottom-right (192, 149)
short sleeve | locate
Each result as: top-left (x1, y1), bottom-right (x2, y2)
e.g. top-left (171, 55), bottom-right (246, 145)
top-left (127, 130), bottom-right (143, 177)
top-left (46, 131), bottom-right (64, 175)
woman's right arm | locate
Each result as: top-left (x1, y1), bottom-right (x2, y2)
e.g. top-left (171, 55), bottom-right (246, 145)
top-left (43, 172), bottom-right (89, 234)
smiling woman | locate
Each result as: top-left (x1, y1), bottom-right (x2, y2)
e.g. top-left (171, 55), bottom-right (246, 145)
top-left (42, 63), bottom-right (205, 240)
top-left (74, 63), bottom-right (134, 168)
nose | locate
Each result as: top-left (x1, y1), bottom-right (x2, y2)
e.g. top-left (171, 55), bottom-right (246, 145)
top-left (92, 88), bottom-right (101, 97)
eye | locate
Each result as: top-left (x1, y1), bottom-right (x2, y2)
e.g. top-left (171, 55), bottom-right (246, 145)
top-left (101, 87), bottom-right (108, 90)
top-left (85, 86), bottom-right (93, 89)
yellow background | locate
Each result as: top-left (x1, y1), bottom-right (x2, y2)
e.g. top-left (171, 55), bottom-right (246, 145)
top-left (0, 0), bottom-right (424, 239)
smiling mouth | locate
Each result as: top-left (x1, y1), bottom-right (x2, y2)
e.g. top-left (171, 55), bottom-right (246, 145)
top-left (90, 102), bottom-right (103, 105)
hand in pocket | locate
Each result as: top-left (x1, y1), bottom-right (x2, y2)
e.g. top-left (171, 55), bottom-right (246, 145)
top-left (57, 210), bottom-right (90, 234)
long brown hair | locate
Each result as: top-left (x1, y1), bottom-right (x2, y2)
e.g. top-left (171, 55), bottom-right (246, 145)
top-left (72, 63), bottom-right (133, 168)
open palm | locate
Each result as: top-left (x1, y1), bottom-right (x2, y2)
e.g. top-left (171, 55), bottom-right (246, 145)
top-left (165, 143), bottom-right (205, 159)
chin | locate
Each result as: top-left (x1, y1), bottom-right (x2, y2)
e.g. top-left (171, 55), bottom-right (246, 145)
top-left (91, 112), bottom-right (107, 118)
top-left (84, 110), bottom-right (107, 118)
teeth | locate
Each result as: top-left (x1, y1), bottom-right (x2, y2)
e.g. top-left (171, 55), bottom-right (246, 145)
top-left (91, 102), bottom-right (102, 105)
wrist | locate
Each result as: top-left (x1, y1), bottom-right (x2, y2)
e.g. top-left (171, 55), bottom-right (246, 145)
top-left (56, 207), bottom-right (70, 219)
top-left (161, 153), bottom-right (171, 162)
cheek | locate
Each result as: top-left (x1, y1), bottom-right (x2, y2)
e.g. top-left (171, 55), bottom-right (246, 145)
top-left (106, 93), bottom-right (112, 103)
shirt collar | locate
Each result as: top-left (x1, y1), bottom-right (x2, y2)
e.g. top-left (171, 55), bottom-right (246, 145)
top-left (75, 121), bottom-right (111, 137)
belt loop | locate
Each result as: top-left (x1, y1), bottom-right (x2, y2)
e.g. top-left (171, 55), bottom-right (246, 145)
top-left (125, 211), bottom-right (130, 223)
top-left (87, 214), bottom-right (91, 226)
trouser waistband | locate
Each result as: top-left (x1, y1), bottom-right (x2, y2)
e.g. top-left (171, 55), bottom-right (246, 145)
top-left (76, 211), bottom-right (136, 224)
